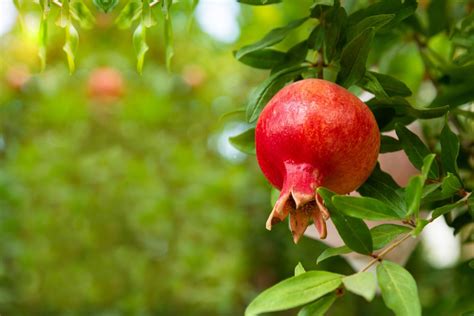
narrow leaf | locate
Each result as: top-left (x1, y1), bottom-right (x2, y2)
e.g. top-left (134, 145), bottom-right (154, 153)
top-left (62, 23), bottom-right (79, 74)
top-left (395, 124), bottom-right (439, 178)
top-left (235, 17), bottom-right (308, 60)
top-left (38, 16), bottom-right (48, 71)
top-left (377, 261), bottom-right (421, 316)
top-left (343, 272), bottom-right (376, 301)
top-left (236, 49), bottom-right (286, 69)
top-left (380, 135), bottom-right (402, 153)
top-left (246, 65), bottom-right (308, 122)
top-left (405, 175), bottom-right (423, 218)
top-left (332, 196), bottom-right (402, 220)
top-left (431, 199), bottom-right (466, 219)
top-left (133, 24), bottom-right (149, 74)
top-left (245, 271), bottom-right (342, 316)
top-left (440, 119), bottom-right (460, 176)
top-left (297, 293), bottom-right (337, 316)
top-left (317, 246), bottom-right (351, 264)
top-left (115, 0), bottom-right (142, 29)
top-left (346, 14), bottom-right (394, 40)
top-left (371, 224), bottom-right (411, 250)
top-left (238, 0), bottom-right (282, 5)
top-left (337, 27), bottom-right (375, 87)
top-left (229, 128), bottom-right (256, 155)
top-left (365, 71), bottom-right (412, 97)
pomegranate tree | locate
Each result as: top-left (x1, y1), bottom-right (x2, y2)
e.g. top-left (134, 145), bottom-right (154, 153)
top-left (256, 79), bottom-right (380, 243)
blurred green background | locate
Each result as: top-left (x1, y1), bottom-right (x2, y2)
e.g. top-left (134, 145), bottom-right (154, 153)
top-left (0, 0), bottom-right (473, 315)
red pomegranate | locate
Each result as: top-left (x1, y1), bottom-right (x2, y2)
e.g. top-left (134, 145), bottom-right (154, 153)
top-left (255, 79), bottom-right (380, 243)
top-left (87, 67), bottom-right (124, 103)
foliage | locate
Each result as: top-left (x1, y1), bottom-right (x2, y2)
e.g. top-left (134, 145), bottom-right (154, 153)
top-left (230, 0), bottom-right (474, 315)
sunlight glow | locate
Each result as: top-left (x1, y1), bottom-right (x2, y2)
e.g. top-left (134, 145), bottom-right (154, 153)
top-left (0, 1), bottom-right (17, 36)
top-left (196, 0), bottom-right (240, 43)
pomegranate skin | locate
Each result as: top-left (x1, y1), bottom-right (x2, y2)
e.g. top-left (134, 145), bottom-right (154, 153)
top-left (255, 79), bottom-right (380, 243)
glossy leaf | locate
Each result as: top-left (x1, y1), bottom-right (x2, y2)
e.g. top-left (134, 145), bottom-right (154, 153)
top-left (380, 135), bottom-right (402, 153)
top-left (362, 71), bottom-right (412, 97)
top-left (371, 224), bottom-right (411, 250)
top-left (246, 65), bottom-right (308, 122)
top-left (395, 124), bottom-right (439, 179)
top-left (245, 271), bottom-right (342, 316)
top-left (343, 272), bottom-right (376, 301)
top-left (441, 173), bottom-right (462, 196)
top-left (431, 199), bottom-right (467, 219)
top-left (358, 165), bottom-right (406, 216)
top-left (237, 49), bottom-right (286, 69)
top-left (235, 17), bottom-right (309, 60)
top-left (421, 154), bottom-right (436, 180)
top-left (377, 261), bottom-right (421, 316)
top-left (440, 119), bottom-right (460, 176)
top-left (229, 128), bottom-right (256, 155)
top-left (318, 188), bottom-right (373, 254)
top-left (337, 27), bottom-right (375, 87)
top-left (316, 246), bottom-right (351, 264)
top-left (332, 196), bottom-right (402, 220)
top-left (346, 14), bottom-right (394, 40)
top-left (297, 293), bottom-right (337, 316)
top-left (405, 176), bottom-right (423, 218)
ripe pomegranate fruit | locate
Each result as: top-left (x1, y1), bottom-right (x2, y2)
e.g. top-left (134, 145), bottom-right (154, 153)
top-left (255, 79), bottom-right (380, 243)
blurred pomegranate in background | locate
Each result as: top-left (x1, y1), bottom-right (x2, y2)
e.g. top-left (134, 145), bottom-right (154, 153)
top-left (87, 67), bottom-right (124, 103)
top-left (5, 65), bottom-right (31, 91)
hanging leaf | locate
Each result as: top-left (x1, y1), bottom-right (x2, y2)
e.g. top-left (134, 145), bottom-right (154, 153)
top-left (245, 271), bottom-right (342, 316)
top-left (115, 1), bottom-right (142, 29)
top-left (38, 16), bottom-right (48, 71)
top-left (377, 261), bottom-right (421, 316)
top-left (70, 1), bottom-right (95, 29)
top-left (133, 24), bottom-right (149, 74)
top-left (162, 0), bottom-right (174, 70)
top-left (143, 0), bottom-right (158, 27)
top-left (93, 0), bottom-right (119, 13)
top-left (57, 0), bottom-right (71, 28)
top-left (236, 49), bottom-right (287, 69)
top-left (62, 23), bottom-right (79, 74)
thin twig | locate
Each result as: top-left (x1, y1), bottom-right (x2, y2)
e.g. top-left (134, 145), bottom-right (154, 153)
top-left (52, 0), bottom-right (62, 7)
top-left (361, 233), bottom-right (413, 272)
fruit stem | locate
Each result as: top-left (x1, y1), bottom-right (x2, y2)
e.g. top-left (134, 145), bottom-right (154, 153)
top-left (361, 233), bottom-right (412, 272)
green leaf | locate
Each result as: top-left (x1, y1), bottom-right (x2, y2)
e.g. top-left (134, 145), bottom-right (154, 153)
top-left (421, 154), bottom-right (436, 180)
top-left (316, 246), bottom-right (351, 264)
top-left (272, 40), bottom-right (309, 73)
top-left (405, 175), bottom-right (423, 217)
top-left (337, 27), bottom-right (375, 87)
top-left (318, 188), bottom-right (373, 255)
top-left (377, 261), bottom-right (421, 316)
top-left (229, 128), bottom-right (255, 155)
top-left (295, 262), bottom-right (306, 276)
top-left (162, 0), bottom-right (174, 70)
top-left (38, 16), bottom-right (48, 71)
top-left (133, 24), bottom-right (149, 74)
top-left (359, 71), bottom-right (389, 98)
top-left (246, 65), bottom-right (308, 122)
top-left (115, 0), bottom-right (142, 29)
top-left (441, 172), bottom-right (462, 196)
top-left (237, 0), bottom-right (282, 5)
top-left (332, 196), bottom-right (402, 220)
top-left (343, 272), bottom-right (376, 301)
top-left (412, 219), bottom-right (429, 236)
top-left (431, 199), bottom-right (466, 219)
top-left (57, 0), bottom-right (70, 28)
top-left (346, 14), bottom-right (394, 41)
top-left (143, 0), bottom-right (157, 27)
top-left (347, 0), bottom-right (416, 30)
top-left (297, 293), bottom-right (337, 316)
top-left (440, 119), bottom-right (460, 176)
top-left (371, 224), bottom-right (411, 250)
top-left (93, 0), bottom-right (119, 13)
top-left (235, 17), bottom-right (309, 60)
top-left (322, 7), bottom-right (347, 63)
top-left (363, 71), bottom-right (412, 97)
top-left (358, 165), bottom-right (406, 216)
top-left (70, 1), bottom-right (95, 29)
top-left (395, 124), bottom-right (439, 179)
top-left (427, 0), bottom-right (449, 36)
top-left (421, 183), bottom-right (441, 198)
top-left (62, 23), bottom-right (79, 74)
top-left (245, 271), bottom-right (343, 316)
top-left (236, 49), bottom-right (286, 69)
top-left (380, 135), bottom-right (402, 153)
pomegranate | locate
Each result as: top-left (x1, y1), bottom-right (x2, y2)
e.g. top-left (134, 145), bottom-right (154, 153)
top-left (87, 67), bottom-right (124, 103)
top-left (255, 79), bottom-right (380, 243)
